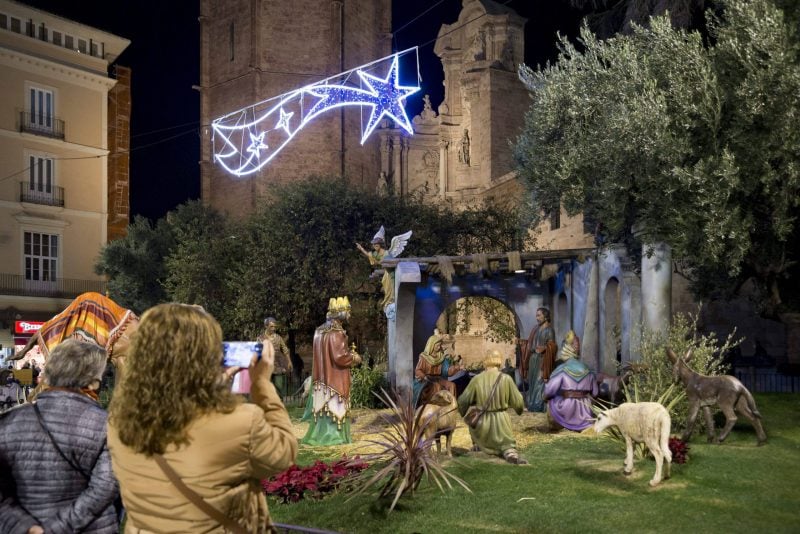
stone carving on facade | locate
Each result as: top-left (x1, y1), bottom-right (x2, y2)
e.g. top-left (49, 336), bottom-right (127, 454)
top-left (457, 129), bottom-right (471, 166)
top-left (413, 94), bottom-right (439, 126)
top-left (377, 171), bottom-right (389, 197)
top-left (468, 29), bottom-right (487, 61)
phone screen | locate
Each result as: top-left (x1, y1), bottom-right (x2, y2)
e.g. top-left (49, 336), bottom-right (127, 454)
top-left (222, 341), bottom-right (259, 368)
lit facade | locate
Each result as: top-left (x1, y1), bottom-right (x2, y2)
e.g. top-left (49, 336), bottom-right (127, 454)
top-left (0, 0), bottom-right (129, 354)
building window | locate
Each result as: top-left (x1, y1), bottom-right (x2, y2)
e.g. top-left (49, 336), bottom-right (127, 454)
top-left (64, 34), bottom-right (73, 50)
top-left (0, 13), bottom-right (7, 30)
top-left (37, 22), bottom-right (47, 41)
top-left (549, 207), bottom-right (561, 231)
top-left (28, 154), bottom-right (54, 196)
top-left (24, 231), bottom-right (58, 282)
top-left (77, 38), bottom-right (87, 54)
top-left (28, 86), bottom-right (54, 131)
top-left (52, 30), bottom-right (62, 46)
top-left (10, 16), bottom-right (20, 33)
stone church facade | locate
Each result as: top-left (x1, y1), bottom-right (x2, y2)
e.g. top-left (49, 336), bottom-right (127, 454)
top-left (379, 0), bottom-right (531, 209)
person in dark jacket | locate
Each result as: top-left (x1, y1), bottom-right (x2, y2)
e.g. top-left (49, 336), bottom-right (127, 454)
top-left (0, 339), bottom-right (119, 534)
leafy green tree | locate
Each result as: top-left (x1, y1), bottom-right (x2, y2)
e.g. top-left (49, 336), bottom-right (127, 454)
top-left (514, 0), bottom-right (800, 315)
top-left (162, 200), bottom-right (237, 323)
top-left (224, 177), bottom-right (526, 345)
top-left (95, 216), bottom-right (173, 313)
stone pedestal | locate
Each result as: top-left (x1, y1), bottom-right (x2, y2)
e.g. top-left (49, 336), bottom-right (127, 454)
top-left (391, 262), bottom-right (421, 397)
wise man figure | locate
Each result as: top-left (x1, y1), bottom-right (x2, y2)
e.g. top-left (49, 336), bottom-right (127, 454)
top-left (519, 307), bottom-right (557, 412)
top-left (258, 317), bottom-right (292, 397)
top-left (302, 297), bottom-right (361, 446)
top-left (544, 331), bottom-right (598, 431)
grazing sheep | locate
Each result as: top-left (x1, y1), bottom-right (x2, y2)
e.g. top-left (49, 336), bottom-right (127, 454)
top-left (420, 389), bottom-right (460, 456)
top-left (594, 402), bottom-right (672, 487)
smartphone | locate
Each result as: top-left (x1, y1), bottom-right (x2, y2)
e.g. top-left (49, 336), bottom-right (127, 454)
top-left (222, 341), bottom-right (262, 368)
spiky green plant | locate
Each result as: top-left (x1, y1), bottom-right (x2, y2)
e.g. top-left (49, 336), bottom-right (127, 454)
top-left (347, 388), bottom-right (470, 512)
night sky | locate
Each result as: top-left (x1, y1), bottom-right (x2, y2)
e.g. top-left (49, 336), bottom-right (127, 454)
top-left (17, 0), bottom-right (588, 221)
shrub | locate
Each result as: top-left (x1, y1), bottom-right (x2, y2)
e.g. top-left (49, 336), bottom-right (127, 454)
top-left (350, 355), bottom-right (388, 409)
top-left (348, 388), bottom-right (470, 512)
top-left (628, 311), bottom-right (740, 433)
top-left (669, 437), bottom-right (690, 464)
top-left (263, 457), bottom-right (368, 504)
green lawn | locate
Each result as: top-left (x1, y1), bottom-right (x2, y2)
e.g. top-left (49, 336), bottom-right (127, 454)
top-left (271, 394), bottom-right (800, 533)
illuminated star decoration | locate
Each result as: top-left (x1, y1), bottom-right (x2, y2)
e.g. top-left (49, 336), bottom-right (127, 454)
top-left (212, 48), bottom-right (420, 177)
top-left (246, 131), bottom-right (268, 158)
top-left (275, 108), bottom-right (293, 135)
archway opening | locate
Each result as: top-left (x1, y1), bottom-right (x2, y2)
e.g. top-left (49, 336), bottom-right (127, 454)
top-left (435, 296), bottom-right (518, 371)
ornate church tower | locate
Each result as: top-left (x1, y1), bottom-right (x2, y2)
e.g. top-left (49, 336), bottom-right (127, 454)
top-left (199, 0), bottom-right (391, 216)
top-left (380, 0), bottom-right (529, 207)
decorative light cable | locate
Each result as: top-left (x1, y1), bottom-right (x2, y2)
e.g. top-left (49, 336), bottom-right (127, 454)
top-left (212, 47), bottom-right (421, 177)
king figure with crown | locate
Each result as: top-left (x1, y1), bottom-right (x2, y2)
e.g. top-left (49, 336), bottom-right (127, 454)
top-left (301, 296), bottom-right (362, 446)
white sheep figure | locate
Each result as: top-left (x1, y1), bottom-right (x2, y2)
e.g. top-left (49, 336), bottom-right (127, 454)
top-left (420, 389), bottom-right (460, 457)
top-left (593, 402), bottom-right (672, 487)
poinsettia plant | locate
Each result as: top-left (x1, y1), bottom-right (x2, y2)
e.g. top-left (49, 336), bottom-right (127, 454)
top-left (668, 437), bottom-right (689, 464)
top-left (263, 457), bottom-right (368, 503)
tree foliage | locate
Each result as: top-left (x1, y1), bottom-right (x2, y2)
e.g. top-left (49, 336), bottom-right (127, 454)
top-left (95, 216), bottom-right (173, 314)
top-left (223, 177), bottom-right (526, 343)
top-left (97, 177), bottom-right (525, 343)
top-left (514, 0), bottom-right (800, 314)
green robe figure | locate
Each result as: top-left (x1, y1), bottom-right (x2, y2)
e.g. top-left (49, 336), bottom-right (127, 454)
top-left (458, 350), bottom-right (528, 464)
top-left (302, 297), bottom-right (361, 446)
top-left (259, 317), bottom-right (292, 398)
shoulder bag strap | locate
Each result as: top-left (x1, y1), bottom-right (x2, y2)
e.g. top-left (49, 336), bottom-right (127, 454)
top-left (480, 373), bottom-right (504, 413)
top-left (153, 454), bottom-right (249, 534)
top-left (34, 402), bottom-right (90, 480)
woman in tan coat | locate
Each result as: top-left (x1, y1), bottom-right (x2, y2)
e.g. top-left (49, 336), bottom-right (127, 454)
top-left (108, 303), bottom-right (297, 533)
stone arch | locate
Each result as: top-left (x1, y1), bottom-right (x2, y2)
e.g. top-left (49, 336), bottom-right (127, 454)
top-left (391, 263), bottom-right (553, 395)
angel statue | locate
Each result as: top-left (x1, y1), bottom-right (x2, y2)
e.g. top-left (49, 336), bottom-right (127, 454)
top-left (356, 226), bottom-right (412, 316)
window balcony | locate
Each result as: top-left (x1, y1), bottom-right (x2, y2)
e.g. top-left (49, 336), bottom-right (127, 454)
top-left (0, 273), bottom-right (106, 299)
top-left (19, 111), bottom-right (65, 140)
top-left (19, 182), bottom-right (65, 207)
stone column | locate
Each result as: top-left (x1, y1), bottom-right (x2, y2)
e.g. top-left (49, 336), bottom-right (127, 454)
top-left (641, 242), bottom-right (672, 334)
top-left (392, 136), bottom-right (403, 195)
top-left (438, 139), bottom-right (448, 197)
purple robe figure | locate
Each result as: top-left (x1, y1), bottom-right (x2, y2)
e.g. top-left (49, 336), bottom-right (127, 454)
top-left (544, 343), bottom-right (598, 431)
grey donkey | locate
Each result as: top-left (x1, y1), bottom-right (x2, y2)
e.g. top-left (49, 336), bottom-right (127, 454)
top-left (666, 348), bottom-right (767, 445)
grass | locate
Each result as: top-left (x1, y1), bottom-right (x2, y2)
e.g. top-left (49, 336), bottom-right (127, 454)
top-left (271, 394), bottom-right (800, 533)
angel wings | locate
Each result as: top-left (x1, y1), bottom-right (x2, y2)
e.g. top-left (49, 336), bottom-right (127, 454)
top-left (374, 226), bottom-right (412, 259)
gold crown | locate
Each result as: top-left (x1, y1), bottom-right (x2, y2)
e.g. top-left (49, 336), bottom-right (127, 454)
top-left (328, 296), bottom-right (351, 313)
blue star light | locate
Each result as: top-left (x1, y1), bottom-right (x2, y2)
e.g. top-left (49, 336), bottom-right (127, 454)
top-left (356, 56), bottom-right (419, 144)
top-left (303, 55), bottom-right (420, 144)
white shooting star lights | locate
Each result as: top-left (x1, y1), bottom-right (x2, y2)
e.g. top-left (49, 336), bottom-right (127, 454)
top-left (212, 48), bottom-right (421, 177)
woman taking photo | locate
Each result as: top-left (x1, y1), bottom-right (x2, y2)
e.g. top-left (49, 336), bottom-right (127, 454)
top-left (108, 303), bottom-right (297, 533)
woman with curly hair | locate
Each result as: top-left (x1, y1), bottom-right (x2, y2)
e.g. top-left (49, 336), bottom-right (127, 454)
top-left (108, 303), bottom-right (296, 533)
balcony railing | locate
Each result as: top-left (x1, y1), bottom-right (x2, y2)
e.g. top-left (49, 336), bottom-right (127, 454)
top-left (0, 273), bottom-right (106, 299)
top-left (19, 182), bottom-right (65, 207)
top-left (19, 111), bottom-right (65, 140)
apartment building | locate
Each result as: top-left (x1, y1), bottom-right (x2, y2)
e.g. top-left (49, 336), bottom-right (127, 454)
top-left (0, 0), bottom-right (129, 355)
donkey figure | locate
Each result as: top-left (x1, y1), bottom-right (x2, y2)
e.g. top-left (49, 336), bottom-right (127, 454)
top-left (666, 348), bottom-right (767, 445)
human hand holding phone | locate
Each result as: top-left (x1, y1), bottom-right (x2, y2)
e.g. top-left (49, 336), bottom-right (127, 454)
top-left (250, 340), bottom-right (275, 386)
